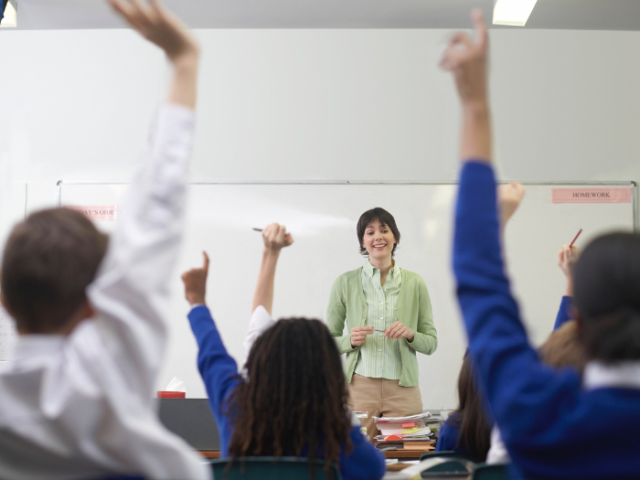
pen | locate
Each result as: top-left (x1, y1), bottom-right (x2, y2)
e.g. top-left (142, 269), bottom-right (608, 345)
top-left (569, 229), bottom-right (582, 248)
top-left (252, 228), bottom-right (263, 232)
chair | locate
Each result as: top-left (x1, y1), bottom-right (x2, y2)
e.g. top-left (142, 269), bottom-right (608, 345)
top-left (419, 451), bottom-right (477, 462)
top-left (414, 452), bottom-right (476, 477)
top-left (210, 456), bottom-right (342, 480)
top-left (472, 463), bottom-right (509, 480)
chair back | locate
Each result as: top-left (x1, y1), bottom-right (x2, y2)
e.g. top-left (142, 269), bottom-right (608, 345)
top-left (210, 456), bottom-right (342, 480)
top-left (472, 462), bottom-right (509, 480)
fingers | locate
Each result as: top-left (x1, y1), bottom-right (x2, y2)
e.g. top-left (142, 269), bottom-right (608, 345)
top-left (471, 8), bottom-right (488, 50)
top-left (202, 251), bottom-right (209, 272)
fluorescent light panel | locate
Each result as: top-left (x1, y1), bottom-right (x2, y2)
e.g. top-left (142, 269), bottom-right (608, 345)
top-left (0, 1), bottom-right (17, 28)
top-left (493, 0), bottom-right (538, 27)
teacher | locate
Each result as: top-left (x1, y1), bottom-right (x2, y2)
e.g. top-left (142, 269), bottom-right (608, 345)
top-left (327, 207), bottom-right (437, 438)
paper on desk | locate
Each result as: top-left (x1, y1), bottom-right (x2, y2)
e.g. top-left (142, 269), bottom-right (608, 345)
top-left (165, 377), bottom-right (186, 392)
top-left (373, 413), bottom-right (431, 423)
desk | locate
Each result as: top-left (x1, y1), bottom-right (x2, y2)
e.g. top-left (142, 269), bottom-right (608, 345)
top-left (199, 451), bottom-right (220, 459)
top-left (382, 449), bottom-right (429, 460)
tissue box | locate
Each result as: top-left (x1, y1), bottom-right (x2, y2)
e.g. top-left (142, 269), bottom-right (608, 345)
top-left (157, 391), bottom-right (186, 399)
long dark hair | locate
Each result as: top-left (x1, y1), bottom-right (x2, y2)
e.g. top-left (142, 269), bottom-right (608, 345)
top-left (225, 318), bottom-right (352, 473)
top-left (449, 353), bottom-right (491, 461)
top-left (573, 232), bottom-right (640, 363)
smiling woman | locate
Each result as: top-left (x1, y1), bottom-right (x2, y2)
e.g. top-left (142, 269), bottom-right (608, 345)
top-left (326, 207), bottom-right (438, 438)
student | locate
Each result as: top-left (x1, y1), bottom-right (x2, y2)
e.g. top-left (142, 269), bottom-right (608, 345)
top-left (326, 208), bottom-right (438, 437)
top-left (0, 1), bottom-right (208, 479)
top-left (444, 10), bottom-right (640, 479)
top-left (435, 353), bottom-right (491, 462)
top-left (435, 183), bottom-right (523, 462)
top-left (182, 223), bottom-right (385, 480)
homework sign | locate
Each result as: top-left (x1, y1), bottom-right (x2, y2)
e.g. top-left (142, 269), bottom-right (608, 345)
top-left (551, 188), bottom-right (632, 204)
top-left (64, 205), bottom-right (120, 221)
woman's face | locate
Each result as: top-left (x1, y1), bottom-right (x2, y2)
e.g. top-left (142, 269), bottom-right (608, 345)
top-left (362, 219), bottom-right (397, 262)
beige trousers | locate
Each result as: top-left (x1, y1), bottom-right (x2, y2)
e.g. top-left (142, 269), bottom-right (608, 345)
top-left (347, 373), bottom-right (423, 439)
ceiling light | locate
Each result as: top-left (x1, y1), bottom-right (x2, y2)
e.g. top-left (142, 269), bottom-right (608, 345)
top-left (1, 1), bottom-right (17, 28)
top-left (493, 0), bottom-right (538, 27)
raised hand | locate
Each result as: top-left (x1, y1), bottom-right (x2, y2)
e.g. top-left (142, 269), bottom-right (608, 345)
top-left (350, 326), bottom-right (374, 347)
top-left (262, 223), bottom-right (294, 252)
top-left (440, 9), bottom-right (489, 107)
top-left (498, 182), bottom-right (526, 225)
top-left (107, 0), bottom-right (198, 61)
top-left (181, 251), bottom-right (209, 306)
top-left (557, 244), bottom-right (582, 295)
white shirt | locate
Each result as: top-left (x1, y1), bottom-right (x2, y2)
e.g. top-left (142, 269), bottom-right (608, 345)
top-left (0, 105), bottom-right (210, 480)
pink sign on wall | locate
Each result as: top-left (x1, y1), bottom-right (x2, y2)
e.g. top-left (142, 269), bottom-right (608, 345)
top-left (64, 205), bottom-right (121, 221)
top-left (552, 188), bottom-right (632, 204)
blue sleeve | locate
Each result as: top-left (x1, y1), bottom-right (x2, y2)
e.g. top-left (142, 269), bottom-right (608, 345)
top-left (435, 419), bottom-right (459, 452)
top-left (338, 426), bottom-right (385, 480)
top-left (187, 305), bottom-right (240, 456)
top-left (553, 296), bottom-right (573, 331)
top-left (453, 162), bottom-right (583, 478)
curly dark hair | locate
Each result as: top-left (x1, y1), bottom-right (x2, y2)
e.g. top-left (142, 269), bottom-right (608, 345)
top-left (225, 318), bottom-right (352, 475)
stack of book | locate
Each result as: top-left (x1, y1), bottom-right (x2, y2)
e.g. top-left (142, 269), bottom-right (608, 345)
top-left (373, 413), bottom-right (435, 451)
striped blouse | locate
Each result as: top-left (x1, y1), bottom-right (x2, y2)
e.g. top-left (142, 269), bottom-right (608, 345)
top-left (354, 260), bottom-right (403, 380)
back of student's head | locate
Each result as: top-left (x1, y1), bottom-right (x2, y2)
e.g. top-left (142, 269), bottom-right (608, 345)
top-left (573, 232), bottom-right (640, 363)
top-left (539, 320), bottom-right (587, 373)
top-left (452, 352), bottom-right (491, 462)
top-left (226, 318), bottom-right (351, 470)
top-left (1, 208), bottom-right (108, 334)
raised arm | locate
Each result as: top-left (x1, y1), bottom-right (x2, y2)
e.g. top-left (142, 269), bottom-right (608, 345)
top-left (108, 0), bottom-right (199, 108)
top-left (86, 0), bottom-right (199, 399)
top-left (554, 245), bottom-right (580, 329)
top-left (252, 224), bottom-right (293, 315)
top-left (447, 13), bottom-right (584, 479)
top-left (243, 224), bottom-right (293, 355)
top-left (440, 9), bottom-right (491, 164)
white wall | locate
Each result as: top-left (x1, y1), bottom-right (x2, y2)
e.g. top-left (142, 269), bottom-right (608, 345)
top-left (1, 27), bottom-right (640, 407)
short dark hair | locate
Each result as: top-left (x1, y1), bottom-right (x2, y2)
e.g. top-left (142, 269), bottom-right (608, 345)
top-left (226, 318), bottom-right (351, 475)
top-left (573, 232), bottom-right (640, 363)
top-left (1, 208), bottom-right (108, 334)
top-left (356, 207), bottom-right (401, 258)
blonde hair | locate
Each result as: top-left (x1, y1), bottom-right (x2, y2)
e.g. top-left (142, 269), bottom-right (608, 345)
top-left (538, 320), bottom-right (587, 373)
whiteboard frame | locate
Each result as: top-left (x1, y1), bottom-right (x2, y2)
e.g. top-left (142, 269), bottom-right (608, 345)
top-left (58, 180), bottom-right (638, 231)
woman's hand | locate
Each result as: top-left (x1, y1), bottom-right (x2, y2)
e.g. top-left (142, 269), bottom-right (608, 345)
top-left (350, 326), bottom-right (374, 348)
top-left (262, 223), bottom-right (294, 253)
top-left (181, 251), bottom-right (209, 306)
top-left (385, 321), bottom-right (415, 342)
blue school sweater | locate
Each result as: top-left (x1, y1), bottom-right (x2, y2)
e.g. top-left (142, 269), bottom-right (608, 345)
top-left (453, 162), bottom-right (640, 480)
top-left (188, 306), bottom-right (386, 480)
top-left (554, 296), bottom-right (573, 330)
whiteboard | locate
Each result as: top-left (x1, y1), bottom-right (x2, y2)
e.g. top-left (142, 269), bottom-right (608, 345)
top-left (0, 184), bottom-right (28, 362)
top-left (57, 181), bottom-right (636, 409)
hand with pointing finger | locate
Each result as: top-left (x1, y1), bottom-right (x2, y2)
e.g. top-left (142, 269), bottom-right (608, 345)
top-left (181, 251), bottom-right (209, 306)
top-left (440, 9), bottom-right (489, 107)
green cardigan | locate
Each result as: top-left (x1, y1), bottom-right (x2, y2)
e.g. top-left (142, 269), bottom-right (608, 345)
top-left (326, 267), bottom-right (437, 387)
